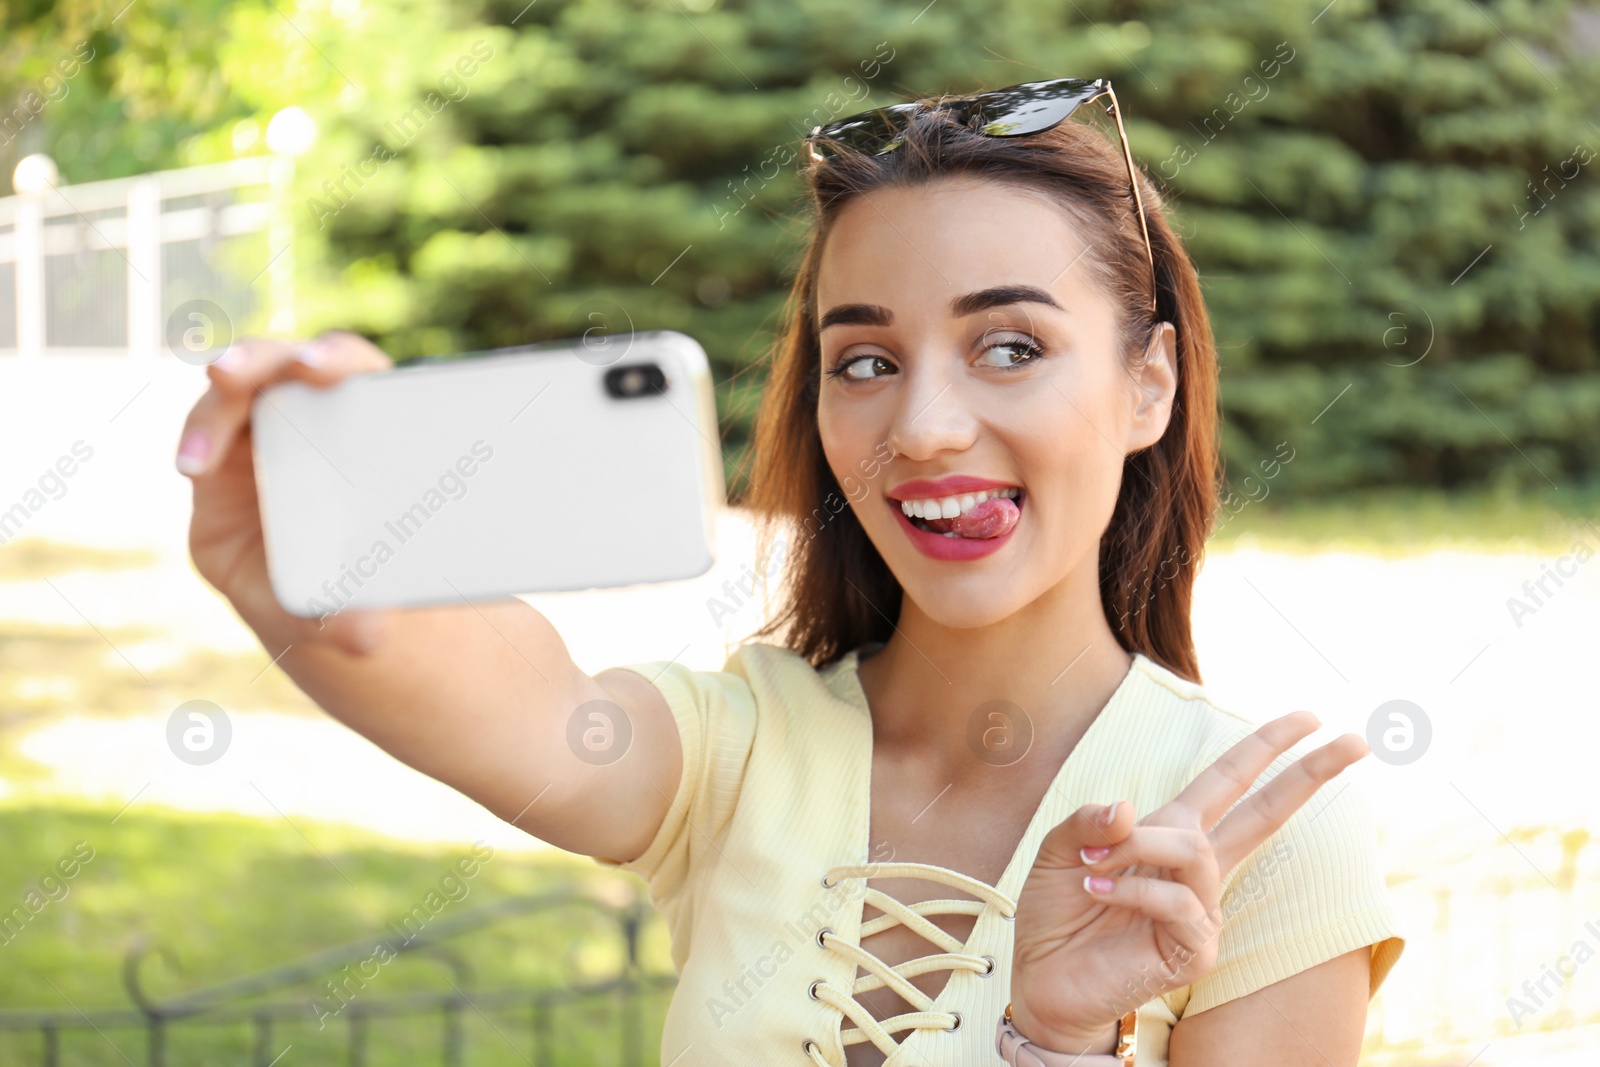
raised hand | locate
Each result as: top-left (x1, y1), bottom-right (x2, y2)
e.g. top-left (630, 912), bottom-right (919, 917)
top-left (1007, 711), bottom-right (1370, 1053)
top-left (178, 331), bottom-right (395, 655)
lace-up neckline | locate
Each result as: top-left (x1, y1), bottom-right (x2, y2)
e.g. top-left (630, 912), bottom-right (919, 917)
top-left (804, 861), bottom-right (1017, 1066)
top-left (796, 645), bottom-right (1148, 1067)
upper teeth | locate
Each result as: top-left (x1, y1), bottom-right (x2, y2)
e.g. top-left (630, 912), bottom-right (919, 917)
top-left (900, 487), bottom-right (1019, 520)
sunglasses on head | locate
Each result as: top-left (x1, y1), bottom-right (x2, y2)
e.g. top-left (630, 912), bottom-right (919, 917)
top-left (807, 77), bottom-right (1156, 313)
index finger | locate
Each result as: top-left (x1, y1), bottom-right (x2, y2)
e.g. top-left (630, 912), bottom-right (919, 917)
top-left (179, 332), bottom-right (391, 477)
top-left (1167, 710), bottom-right (1320, 828)
top-left (1210, 732), bottom-right (1369, 873)
top-left (208, 330), bottom-right (391, 394)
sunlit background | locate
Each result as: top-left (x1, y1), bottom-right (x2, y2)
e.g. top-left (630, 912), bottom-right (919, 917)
top-left (2, 0), bottom-right (1599, 1064)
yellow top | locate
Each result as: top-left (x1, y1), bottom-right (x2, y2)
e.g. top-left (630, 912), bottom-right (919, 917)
top-left (592, 641), bottom-right (1405, 1066)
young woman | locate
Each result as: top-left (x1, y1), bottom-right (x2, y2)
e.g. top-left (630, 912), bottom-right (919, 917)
top-left (177, 78), bottom-right (1403, 1067)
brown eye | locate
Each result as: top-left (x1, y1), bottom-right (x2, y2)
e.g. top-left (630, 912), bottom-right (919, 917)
top-left (827, 353), bottom-right (895, 381)
top-left (977, 336), bottom-right (1045, 369)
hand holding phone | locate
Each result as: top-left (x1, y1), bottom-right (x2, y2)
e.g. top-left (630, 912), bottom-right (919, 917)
top-left (247, 329), bottom-right (722, 618)
top-left (177, 330), bottom-right (398, 655)
top-left (177, 333), bottom-right (700, 867)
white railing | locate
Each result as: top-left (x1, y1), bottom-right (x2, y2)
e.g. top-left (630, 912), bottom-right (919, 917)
top-left (0, 155), bottom-right (293, 358)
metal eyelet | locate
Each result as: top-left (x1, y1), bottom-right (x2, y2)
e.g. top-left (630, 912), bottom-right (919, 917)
top-left (946, 1011), bottom-right (963, 1032)
top-left (820, 872), bottom-right (835, 888)
top-left (808, 979), bottom-right (824, 1000)
top-left (815, 926), bottom-right (834, 949)
top-left (977, 955), bottom-right (996, 977)
top-left (1000, 909), bottom-right (1016, 922)
top-left (802, 1038), bottom-right (818, 1056)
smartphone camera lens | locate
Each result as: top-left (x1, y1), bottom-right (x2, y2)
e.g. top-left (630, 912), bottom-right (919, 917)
top-left (604, 363), bottom-right (668, 399)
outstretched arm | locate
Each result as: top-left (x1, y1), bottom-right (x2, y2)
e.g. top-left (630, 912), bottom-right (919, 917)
top-left (179, 330), bottom-right (681, 864)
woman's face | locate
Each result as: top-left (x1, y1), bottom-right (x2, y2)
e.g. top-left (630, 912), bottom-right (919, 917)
top-left (815, 176), bottom-right (1177, 630)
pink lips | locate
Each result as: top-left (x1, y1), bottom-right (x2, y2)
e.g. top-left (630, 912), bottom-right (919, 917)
top-left (888, 475), bottom-right (1020, 501)
top-left (889, 489), bottom-right (1024, 563)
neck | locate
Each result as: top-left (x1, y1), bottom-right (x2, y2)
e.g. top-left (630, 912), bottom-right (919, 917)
top-left (856, 557), bottom-right (1134, 771)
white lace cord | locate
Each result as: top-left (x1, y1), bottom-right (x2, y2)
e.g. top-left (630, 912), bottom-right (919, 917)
top-left (806, 861), bottom-right (1020, 1066)
top-left (813, 980), bottom-right (953, 1057)
top-left (860, 895), bottom-right (986, 934)
top-left (860, 890), bottom-right (981, 949)
top-left (824, 862), bottom-right (1018, 917)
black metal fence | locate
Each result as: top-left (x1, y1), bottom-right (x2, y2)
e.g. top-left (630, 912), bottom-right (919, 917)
top-left (0, 887), bottom-right (677, 1067)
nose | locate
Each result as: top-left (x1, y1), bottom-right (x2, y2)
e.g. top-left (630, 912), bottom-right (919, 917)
top-left (884, 359), bottom-right (979, 462)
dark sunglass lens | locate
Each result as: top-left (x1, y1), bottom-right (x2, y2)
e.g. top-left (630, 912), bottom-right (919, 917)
top-left (808, 79), bottom-right (1111, 159)
top-left (969, 79), bottom-right (1101, 137)
top-left (812, 104), bottom-right (917, 159)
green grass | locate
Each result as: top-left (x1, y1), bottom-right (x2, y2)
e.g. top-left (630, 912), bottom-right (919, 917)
top-left (0, 617), bottom-right (326, 789)
top-left (1208, 484), bottom-right (1600, 556)
top-left (0, 805), bottom-right (673, 1067)
top-left (0, 622), bottom-right (322, 722)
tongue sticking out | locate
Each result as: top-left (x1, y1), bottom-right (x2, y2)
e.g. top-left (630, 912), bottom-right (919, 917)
top-left (923, 495), bottom-right (1020, 539)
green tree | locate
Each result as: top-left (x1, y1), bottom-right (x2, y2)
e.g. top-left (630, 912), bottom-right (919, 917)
top-left (290, 0), bottom-right (1600, 497)
top-left (8, 0), bottom-right (1599, 498)
top-left (0, 0), bottom-right (277, 183)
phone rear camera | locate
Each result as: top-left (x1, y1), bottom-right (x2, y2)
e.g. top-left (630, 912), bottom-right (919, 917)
top-left (604, 363), bottom-right (668, 399)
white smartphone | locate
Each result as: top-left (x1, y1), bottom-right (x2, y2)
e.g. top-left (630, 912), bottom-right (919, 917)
top-left (250, 329), bottom-right (723, 617)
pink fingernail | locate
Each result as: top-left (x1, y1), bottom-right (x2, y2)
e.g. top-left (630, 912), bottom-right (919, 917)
top-left (216, 344), bottom-right (247, 371)
top-left (295, 340), bottom-right (326, 366)
top-left (1084, 875), bottom-right (1115, 895)
top-left (1080, 846), bottom-right (1113, 864)
top-left (1097, 801), bottom-right (1121, 827)
top-left (176, 428), bottom-right (211, 474)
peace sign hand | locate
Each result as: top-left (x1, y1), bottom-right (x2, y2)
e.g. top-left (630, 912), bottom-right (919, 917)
top-left (1007, 711), bottom-right (1370, 1053)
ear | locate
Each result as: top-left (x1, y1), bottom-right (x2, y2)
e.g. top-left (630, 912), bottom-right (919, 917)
top-left (1126, 321), bottom-right (1178, 454)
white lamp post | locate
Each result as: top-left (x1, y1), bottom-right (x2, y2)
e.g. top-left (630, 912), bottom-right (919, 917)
top-left (12, 154), bottom-right (57, 358)
top-left (264, 107), bottom-right (317, 334)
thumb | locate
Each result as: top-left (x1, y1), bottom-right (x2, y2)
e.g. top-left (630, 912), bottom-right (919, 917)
top-left (1034, 799), bottom-right (1135, 871)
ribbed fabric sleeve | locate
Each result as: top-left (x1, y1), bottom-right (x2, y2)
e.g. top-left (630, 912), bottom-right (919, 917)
top-left (590, 655), bottom-right (759, 975)
top-left (1176, 720), bottom-right (1406, 1016)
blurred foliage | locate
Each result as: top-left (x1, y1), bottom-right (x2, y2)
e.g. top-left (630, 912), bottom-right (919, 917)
top-left (4, 0), bottom-right (1600, 499)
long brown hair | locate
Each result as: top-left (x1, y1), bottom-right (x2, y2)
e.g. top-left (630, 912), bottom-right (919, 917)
top-left (743, 98), bottom-right (1222, 684)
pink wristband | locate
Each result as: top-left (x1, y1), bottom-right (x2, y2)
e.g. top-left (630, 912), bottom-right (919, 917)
top-left (995, 1003), bottom-right (1137, 1066)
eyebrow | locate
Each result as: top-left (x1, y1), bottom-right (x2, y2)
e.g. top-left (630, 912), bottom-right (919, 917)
top-left (818, 284), bottom-right (1065, 330)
